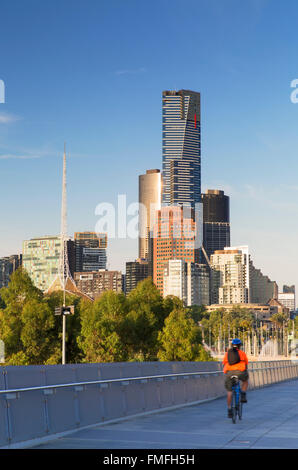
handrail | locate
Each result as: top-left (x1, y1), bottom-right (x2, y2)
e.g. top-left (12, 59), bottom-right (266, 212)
top-left (0, 362), bottom-right (297, 395)
top-left (0, 370), bottom-right (222, 395)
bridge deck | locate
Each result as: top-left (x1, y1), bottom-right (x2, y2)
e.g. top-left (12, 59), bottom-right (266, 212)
top-left (31, 379), bottom-right (298, 449)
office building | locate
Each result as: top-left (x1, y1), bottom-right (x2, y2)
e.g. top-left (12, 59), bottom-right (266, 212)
top-left (153, 206), bottom-right (200, 295)
top-left (22, 236), bottom-right (75, 291)
top-left (250, 264), bottom-right (276, 304)
top-left (187, 262), bottom-right (210, 306)
top-left (74, 270), bottom-right (122, 300)
top-left (163, 260), bottom-right (187, 304)
top-left (125, 259), bottom-right (149, 294)
top-left (162, 89), bottom-right (201, 208)
top-left (210, 248), bottom-right (249, 304)
top-left (138, 169), bottom-right (161, 260)
top-left (74, 232), bottom-right (107, 272)
top-left (278, 292), bottom-right (295, 312)
top-left (201, 189), bottom-right (230, 261)
top-left (163, 259), bottom-right (209, 306)
top-left (0, 254), bottom-right (22, 289)
top-left (283, 285), bottom-right (295, 294)
top-left (210, 246), bottom-right (276, 305)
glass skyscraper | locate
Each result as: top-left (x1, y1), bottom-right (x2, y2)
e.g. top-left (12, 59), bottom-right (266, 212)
top-left (162, 89), bottom-right (201, 208)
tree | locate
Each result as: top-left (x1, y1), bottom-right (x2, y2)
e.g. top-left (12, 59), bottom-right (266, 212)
top-left (0, 267), bottom-right (42, 308)
top-left (157, 308), bottom-right (212, 361)
top-left (44, 290), bottom-right (85, 364)
top-left (77, 291), bottom-right (129, 363)
top-left (0, 268), bottom-right (83, 365)
top-left (20, 299), bottom-right (56, 364)
top-left (0, 268), bottom-right (43, 361)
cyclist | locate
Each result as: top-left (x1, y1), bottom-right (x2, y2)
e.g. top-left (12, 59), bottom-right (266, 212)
top-left (223, 338), bottom-right (249, 418)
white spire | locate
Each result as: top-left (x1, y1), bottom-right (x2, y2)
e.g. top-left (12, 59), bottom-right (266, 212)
top-left (59, 144), bottom-right (73, 291)
top-left (61, 142), bottom-right (67, 238)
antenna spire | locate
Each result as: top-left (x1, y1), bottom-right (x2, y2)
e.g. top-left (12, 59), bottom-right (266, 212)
top-left (59, 144), bottom-right (73, 293)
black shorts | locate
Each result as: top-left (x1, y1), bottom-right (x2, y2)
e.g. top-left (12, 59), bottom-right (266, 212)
top-left (224, 370), bottom-right (249, 391)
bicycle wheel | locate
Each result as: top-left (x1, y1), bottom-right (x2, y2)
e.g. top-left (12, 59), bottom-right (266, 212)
top-left (238, 400), bottom-right (243, 420)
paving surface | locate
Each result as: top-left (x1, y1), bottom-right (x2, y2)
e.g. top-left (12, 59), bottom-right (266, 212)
top-left (31, 379), bottom-right (298, 449)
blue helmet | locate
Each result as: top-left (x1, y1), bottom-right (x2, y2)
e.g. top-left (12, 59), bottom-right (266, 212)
top-left (232, 338), bottom-right (242, 346)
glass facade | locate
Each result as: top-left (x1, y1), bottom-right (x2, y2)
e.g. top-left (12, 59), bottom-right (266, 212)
top-left (74, 232), bottom-right (107, 272)
top-left (22, 236), bottom-right (62, 291)
top-left (0, 255), bottom-right (22, 288)
top-left (201, 190), bottom-right (230, 261)
top-left (162, 90), bottom-right (201, 208)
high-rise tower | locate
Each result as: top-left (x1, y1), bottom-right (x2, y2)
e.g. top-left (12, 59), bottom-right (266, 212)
top-left (138, 169), bottom-right (161, 260)
top-left (162, 89), bottom-right (201, 208)
top-left (201, 189), bottom-right (230, 261)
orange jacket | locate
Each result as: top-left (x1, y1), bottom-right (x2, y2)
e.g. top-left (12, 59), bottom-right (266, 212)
top-left (223, 349), bottom-right (248, 373)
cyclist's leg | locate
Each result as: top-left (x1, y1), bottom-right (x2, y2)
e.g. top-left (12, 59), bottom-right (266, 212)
top-left (227, 391), bottom-right (232, 407)
top-left (241, 380), bottom-right (248, 391)
top-left (239, 370), bottom-right (249, 402)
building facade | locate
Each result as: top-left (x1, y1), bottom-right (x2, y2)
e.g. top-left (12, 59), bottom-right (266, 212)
top-left (278, 292), bottom-right (295, 312)
top-left (163, 259), bottom-right (187, 304)
top-left (153, 206), bottom-right (200, 295)
top-left (210, 249), bottom-right (249, 305)
top-left (210, 246), bottom-right (276, 306)
top-left (201, 189), bottom-right (230, 262)
top-left (125, 259), bottom-right (149, 294)
top-left (74, 270), bottom-right (122, 300)
top-left (74, 232), bottom-right (107, 272)
top-left (250, 264), bottom-right (276, 304)
top-left (163, 259), bottom-right (209, 306)
top-left (162, 89), bottom-right (201, 208)
top-left (0, 254), bottom-right (22, 289)
top-left (138, 169), bottom-right (161, 260)
top-left (22, 236), bottom-right (74, 291)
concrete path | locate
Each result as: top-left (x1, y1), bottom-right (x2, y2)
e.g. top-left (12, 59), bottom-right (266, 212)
top-left (31, 379), bottom-right (298, 449)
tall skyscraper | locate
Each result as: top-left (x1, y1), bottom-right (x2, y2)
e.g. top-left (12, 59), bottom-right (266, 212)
top-left (162, 89), bottom-right (201, 208)
top-left (74, 232), bottom-right (107, 272)
top-left (201, 189), bottom-right (230, 261)
top-left (138, 169), bottom-right (161, 260)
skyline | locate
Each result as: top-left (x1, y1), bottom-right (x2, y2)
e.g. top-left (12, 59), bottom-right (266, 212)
top-left (1, 0), bottom-right (298, 295)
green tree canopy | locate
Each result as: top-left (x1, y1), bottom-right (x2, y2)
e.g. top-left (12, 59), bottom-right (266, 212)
top-left (157, 307), bottom-right (212, 361)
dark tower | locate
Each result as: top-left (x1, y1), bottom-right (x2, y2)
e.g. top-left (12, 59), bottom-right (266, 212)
top-left (201, 190), bottom-right (230, 261)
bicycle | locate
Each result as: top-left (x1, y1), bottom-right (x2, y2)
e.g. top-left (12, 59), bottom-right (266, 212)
top-left (230, 375), bottom-right (243, 424)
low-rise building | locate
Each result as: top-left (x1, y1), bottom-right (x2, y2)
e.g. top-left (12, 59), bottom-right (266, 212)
top-left (74, 270), bottom-right (122, 300)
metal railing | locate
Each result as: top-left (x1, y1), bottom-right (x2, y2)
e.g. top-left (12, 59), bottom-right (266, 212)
top-left (0, 370), bottom-right (222, 396)
top-left (0, 363), bottom-right (297, 396)
top-left (0, 361), bottom-right (297, 448)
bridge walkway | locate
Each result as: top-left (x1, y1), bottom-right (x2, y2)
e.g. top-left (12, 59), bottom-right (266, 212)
top-left (31, 379), bottom-right (298, 449)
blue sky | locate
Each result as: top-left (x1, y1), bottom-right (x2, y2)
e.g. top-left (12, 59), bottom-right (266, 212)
top-left (0, 0), bottom-right (298, 297)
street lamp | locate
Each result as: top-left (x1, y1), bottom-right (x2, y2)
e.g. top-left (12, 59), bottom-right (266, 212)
top-left (55, 305), bottom-right (75, 364)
